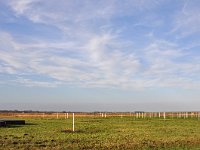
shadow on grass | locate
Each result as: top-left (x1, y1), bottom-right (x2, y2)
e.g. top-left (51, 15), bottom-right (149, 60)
top-left (61, 129), bottom-right (83, 133)
top-left (61, 128), bottom-right (104, 134)
top-left (25, 123), bottom-right (37, 125)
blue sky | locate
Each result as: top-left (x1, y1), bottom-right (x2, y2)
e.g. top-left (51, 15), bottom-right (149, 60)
top-left (0, 0), bottom-right (200, 111)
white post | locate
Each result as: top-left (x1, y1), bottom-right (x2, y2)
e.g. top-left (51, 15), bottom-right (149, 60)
top-left (57, 113), bottom-right (58, 119)
top-left (159, 112), bottom-right (160, 118)
top-left (105, 113), bottom-right (106, 118)
top-left (73, 113), bottom-right (75, 132)
top-left (163, 112), bottom-right (166, 120)
top-left (67, 113), bottom-right (69, 119)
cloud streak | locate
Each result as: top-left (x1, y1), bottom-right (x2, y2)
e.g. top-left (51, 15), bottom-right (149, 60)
top-left (0, 0), bottom-right (199, 90)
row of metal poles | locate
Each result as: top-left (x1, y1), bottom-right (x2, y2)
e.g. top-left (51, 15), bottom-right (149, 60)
top-left (99, 112), bottom-right (200, 119)
top-left (3, 112), bottom-right (200, 119)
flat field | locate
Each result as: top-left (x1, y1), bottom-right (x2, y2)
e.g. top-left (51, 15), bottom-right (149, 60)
top-left (1, 117), bottom-right (200, 149)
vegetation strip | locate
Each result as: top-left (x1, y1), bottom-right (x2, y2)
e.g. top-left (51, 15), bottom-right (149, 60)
top-left (1, 116), bottom-right (200, 149)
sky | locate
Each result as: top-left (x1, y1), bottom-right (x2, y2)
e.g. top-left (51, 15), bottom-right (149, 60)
top-left (0, 0), bottom-right (200, 111)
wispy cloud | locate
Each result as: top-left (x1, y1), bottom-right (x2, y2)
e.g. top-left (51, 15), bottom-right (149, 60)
top-left (0, 0), bottom-right (199, 90)
top-left (14, 77), bottom-right (62, 88)
top-left (0, 29), bottom-right (199, 89)
top-left (171, 0), bottom-right (200, 38)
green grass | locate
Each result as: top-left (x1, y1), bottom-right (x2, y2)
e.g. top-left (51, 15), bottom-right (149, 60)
top-left (1, 117), bottom-right (200, 149)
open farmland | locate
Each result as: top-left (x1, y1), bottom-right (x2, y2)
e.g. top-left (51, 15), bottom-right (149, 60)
top-left (1, 113), bottom-right (200, 149)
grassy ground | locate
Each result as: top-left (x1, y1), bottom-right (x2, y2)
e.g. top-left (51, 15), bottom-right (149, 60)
top-left (1, 117), bottom-right (200, 149)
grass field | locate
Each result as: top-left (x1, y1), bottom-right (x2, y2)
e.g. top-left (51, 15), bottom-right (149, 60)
top-left (1, 116), bottom-right (200, 149)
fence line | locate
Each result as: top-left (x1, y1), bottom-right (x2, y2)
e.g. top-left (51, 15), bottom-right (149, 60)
top-left (1, 112), bottom-right (200, 119)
